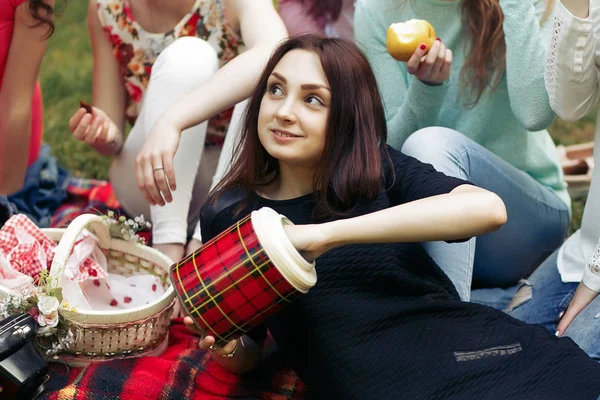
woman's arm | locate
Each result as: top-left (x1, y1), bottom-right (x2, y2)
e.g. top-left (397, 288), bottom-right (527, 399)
top-left (134, 0), bottom-right (288, 206)
top-left (545, 0), bottom-right (600, 121)
top-left (0, 0), bottom-right (54, 194)
top-left (286, 185), bottom-right (507, 261)
top-left (500, 0), bottom-right (558, 131)
top-left (67, 0), bottom-right (126, 156)
top-left (159, 0), bottom-right (287, 131)
top-left (354, 0), bottom-right (450, 150)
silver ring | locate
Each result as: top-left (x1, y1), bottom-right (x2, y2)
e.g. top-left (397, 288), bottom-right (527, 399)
top-left (209, 344), bottom-right (218, 351)
top-left (152, 166), bottom-right (164, 173)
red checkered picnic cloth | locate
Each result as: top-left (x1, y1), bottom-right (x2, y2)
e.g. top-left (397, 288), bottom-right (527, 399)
top-left (0, 214), bottom-right (105, 281)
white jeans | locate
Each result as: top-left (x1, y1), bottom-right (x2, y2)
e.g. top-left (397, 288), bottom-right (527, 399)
top-left (110, 37), bottom-right (245, 245)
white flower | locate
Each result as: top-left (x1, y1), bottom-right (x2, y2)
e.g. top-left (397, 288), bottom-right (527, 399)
top-left (37, 295), bottom-right (59, 315)
top-left (37, 310), bottom-right (59, 328)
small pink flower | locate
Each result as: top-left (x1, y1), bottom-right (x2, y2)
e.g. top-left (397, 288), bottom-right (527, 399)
top-left (37, 311), bottom-right (59, 328)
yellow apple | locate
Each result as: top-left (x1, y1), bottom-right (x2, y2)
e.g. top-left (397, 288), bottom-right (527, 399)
top-left (386, 19), bottom-right (436, 62)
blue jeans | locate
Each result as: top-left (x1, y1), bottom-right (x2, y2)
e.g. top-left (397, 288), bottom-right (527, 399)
top-left (401, 127), bottom-right (570, 301)
top-left (507, 249), bottom-right (600, 360)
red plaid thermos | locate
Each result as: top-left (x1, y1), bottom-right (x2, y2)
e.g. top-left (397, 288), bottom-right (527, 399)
top-left (170, 207), bottom-right (317, 345)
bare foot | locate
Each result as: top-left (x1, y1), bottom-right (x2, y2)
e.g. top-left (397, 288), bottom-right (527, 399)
top-left (154, 243), bottom-right (184, 262)
top-left (185, 238), bottom-right (203, 256)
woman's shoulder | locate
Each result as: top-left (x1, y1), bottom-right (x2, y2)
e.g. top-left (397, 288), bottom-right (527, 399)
top-left (201, 187), bottom-right (247, 221)
top-left (95, 0), bottom-right (123, 26)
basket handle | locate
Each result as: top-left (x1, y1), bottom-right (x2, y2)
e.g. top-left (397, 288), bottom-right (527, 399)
top-left (48, 214), bottom-right (111, 290)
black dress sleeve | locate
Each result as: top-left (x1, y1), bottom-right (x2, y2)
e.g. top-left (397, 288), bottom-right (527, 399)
top-left (200, 188), bottom-right (248, 243)
top-left (384, 145), bottom-right (472, 206)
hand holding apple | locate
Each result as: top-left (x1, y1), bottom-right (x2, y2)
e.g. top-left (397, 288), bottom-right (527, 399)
top-left (386, 19), bottom-right (436, 62)
top-left (387, 20), bottom-right (453, 86)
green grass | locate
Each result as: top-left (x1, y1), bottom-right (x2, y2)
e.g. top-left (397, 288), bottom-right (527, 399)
top-left (40, 2), bottom-right (594, 230)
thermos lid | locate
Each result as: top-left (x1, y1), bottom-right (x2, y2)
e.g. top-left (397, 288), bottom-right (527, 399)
top-left (251, 208), bottom-right (317, 293)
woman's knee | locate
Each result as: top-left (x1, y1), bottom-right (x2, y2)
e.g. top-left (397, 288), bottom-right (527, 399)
top-left (153, 37), bottom-right (219, 86)
top-left (400, 127), bottom-right (468, 163)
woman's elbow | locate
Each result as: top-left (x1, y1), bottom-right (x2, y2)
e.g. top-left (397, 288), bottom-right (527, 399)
top-left (517, 107), bottom-right (556, 131)
top-left (486, 193), bottom-right (507, 231)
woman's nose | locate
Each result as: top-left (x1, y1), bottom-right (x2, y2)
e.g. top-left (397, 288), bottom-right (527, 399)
top-left (275, 98), bottom-right (297, 123)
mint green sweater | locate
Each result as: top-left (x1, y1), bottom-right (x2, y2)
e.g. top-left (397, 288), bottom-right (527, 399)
top-left (355, 0), bottom-right (569, 206)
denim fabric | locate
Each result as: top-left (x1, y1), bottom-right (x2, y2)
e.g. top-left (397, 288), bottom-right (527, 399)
top-left (2, 145), bottom-right (70, 228)
top-left (401, 127), bottom-right (570, 301)
top-left (507, 249), bottom-right (600, 360)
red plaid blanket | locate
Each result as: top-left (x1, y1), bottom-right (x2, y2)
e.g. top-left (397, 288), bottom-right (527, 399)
top-left (43, 180), bottom-right (305, 399)
top-left (50, 178), bottom-right (123, 229)
top-left (40, 320), bottom-right (305, 400)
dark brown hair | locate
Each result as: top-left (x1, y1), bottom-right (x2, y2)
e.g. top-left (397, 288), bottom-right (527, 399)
top-left (209, 35), bottom-right (389, 219)
top-left (29, 0), bottom-right (55, 37)
top-left (460, 0), bottom-right (554, 106)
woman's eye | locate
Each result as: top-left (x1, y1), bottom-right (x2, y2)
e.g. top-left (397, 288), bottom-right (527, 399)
top-left (306, 95), bottom-right (324, 106)
top-left (268, 83), bottom-right (283, 96)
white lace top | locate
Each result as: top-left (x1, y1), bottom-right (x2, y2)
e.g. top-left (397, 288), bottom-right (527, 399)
top-left (550, 1), bottom-right (600, 292)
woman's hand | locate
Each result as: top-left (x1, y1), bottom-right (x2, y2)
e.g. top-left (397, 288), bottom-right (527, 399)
top-left (184, 316), bottom-right (239, 356)
top-left (283, 224), bottom-right (331, 262)
top-left (556, 282), bottom-right (599, 336)
top-left (405, 39), bottom-right (453, 86)
top-left (135, 118), bottom-right (181, 206)
top-left (68, 106), bottom-right (123, 155)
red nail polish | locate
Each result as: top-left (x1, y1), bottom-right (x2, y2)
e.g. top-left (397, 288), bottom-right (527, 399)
top-left (420, 44), bottom-right (426, 50)
top-left (436, 38), bottom-right (441, 41)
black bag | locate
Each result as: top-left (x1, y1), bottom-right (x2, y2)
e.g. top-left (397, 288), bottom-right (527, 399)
top-left (0, 313), bottom-right (48, 399)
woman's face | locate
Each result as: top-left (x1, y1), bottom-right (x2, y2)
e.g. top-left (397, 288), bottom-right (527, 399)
top-left (257, 49), bottom-right (330, 169)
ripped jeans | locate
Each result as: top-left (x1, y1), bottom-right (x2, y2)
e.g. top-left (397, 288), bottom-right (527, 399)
top-left (506, 249), bottom-right (600, 360)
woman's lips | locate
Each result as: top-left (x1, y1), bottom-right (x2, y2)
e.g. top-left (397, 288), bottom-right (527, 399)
top-left (271, 129), bottom-right (301, 141)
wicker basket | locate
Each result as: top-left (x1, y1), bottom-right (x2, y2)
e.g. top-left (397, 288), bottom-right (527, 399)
top-left (41, 214), bottom-right (176, 366)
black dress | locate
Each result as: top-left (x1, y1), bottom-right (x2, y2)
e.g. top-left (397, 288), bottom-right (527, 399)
top-left (200, 147), bottom-right (600, 400)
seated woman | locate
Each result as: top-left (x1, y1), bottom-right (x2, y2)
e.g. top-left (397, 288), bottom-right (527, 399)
top-left (0, 0), bottom-right (53, 194)
top-left (68, 0), bottom-right (287, 261)
top-left (149, 35), bottom-right (598, 399)
top-left (508, 0), bottom-right (600, 360)
top-left (354, 0), bottom-right (568, 304)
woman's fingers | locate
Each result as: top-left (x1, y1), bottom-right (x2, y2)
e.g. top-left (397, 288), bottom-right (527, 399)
top-left (135, 153), bottom-right (163, 206)
top-left (153, 158), bottom-right (173, 203)
top-left (555, 282), bottom-right (598, 336)
top-left (418, 39), bottom-right (441, 78)
top-left (163, 152), bottom-right (177, 192)
top-left (439, 49), bottom-right (453, 81)
top-left (406, 42), bottom-right (430, 75)
top-left (87, 115), bottom-right (105, 144)
top-left (68, 108), bottom-right (88, 133)
top-left (430, 41), bottom-right (447, 79)
top-left (72, 113), bottom-right (93, 141)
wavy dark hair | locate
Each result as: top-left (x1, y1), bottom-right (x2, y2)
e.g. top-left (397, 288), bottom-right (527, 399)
top-left (29, 0), bottom-right (56, 37)
top-left (398, 0), bottom-right (554, 107)
top-left (209, 35), bottom-right (389, 219)
top-left (459, 0), bottom-right (554, 106)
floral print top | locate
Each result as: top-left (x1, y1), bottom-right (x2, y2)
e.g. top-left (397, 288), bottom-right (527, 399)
top-left (97, 0), bottom-right (242, 146)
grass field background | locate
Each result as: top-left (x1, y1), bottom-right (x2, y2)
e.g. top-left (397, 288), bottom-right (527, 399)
top-left (40, 1), bottom-right (595, 231)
